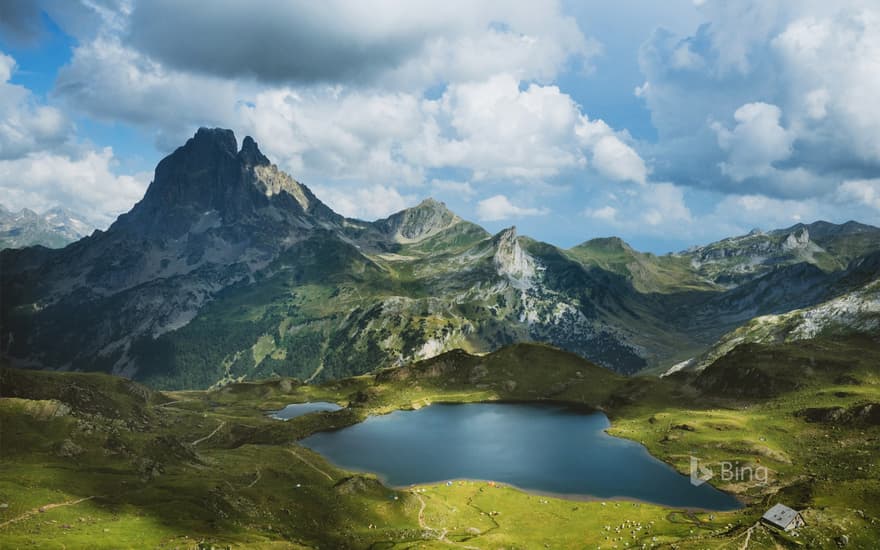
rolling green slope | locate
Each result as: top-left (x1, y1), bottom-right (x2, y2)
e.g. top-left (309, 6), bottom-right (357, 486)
top-left (2, 339), bottom-right (879, 548)
top-left (566, 236), bottom-right (712, 293)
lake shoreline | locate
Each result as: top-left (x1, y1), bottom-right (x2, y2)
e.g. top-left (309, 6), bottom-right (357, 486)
top-left (296, 401), bottom-right (744, 511)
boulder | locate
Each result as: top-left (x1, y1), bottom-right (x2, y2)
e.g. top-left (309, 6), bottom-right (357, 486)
top-left (55, 438), bottom-right (84, 458)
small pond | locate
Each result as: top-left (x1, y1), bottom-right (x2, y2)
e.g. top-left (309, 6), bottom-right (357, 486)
top-left (301, 402), bottom-right (741, 510)
top-left (270, 401), bottom-right (342, 420)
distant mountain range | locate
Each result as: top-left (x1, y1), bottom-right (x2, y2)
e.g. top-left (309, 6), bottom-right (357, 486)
top-left (2, 128), bottom-right (878, 389)
top-left (668, 255), bottom-right (880, 376)
top-left (0, 205), bottom-right (94, 250)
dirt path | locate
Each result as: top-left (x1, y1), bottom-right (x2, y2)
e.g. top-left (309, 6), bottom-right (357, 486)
top-left (666, 510), bottom-right (715, 530)
top-left (245, 468), bottom-right (262, 488)
top-left (287, 448), bottom-right (334, 482)
top-left (710, 521), bottom-right (760, 550)
top-left (737, 522), bottom-right (759, 550)
top-left (416, 494), bottom-right (446, 539)
top-left (0, 496), bottom-right (97, 529)
top-left (191, 420), bottom-right (226, 446)
top-left (304, 362), bottom-right (324, 384)
top-left (416, 494), bottom-right (429, 528)
top-left (305, 337), bottom-right (330, 383)
top-left (414, 493), bottom-right (480, 550)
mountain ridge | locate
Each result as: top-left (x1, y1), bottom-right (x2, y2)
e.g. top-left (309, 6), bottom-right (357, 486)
top-left (0, 204), bottom-right (95, 250)
top-left (2, 128), bottom-right (879, 388)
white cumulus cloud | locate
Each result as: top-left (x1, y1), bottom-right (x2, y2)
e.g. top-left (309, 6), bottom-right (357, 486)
top-left (837, 179), bottom-right (880, 211)
top-left (0, 52), bottom-right (72, 160)
top-left (712, 102), bottom-right (793, 182)
top-left (0, 147), bottom-right (150, 226)
top-left (638, 1), bottom-right (880, 202)
top-left (309, 183), bottom-right (417, 221)
top-left (476, 194), bottom-right (548, 221)
top-left (591, 135), bottom-right (647, 184)
top-left (585, 205), bottom-right (618, 223)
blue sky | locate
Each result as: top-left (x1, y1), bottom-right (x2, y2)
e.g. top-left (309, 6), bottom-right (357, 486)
top-left (1, 1), bottom-right (879, 253)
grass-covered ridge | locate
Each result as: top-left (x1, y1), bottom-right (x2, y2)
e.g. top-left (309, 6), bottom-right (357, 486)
top-left (2, 339), bottom-right (879, 548)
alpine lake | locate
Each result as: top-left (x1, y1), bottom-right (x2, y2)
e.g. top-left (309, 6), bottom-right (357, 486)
top-left (274, 401), bottom-right (741, 510)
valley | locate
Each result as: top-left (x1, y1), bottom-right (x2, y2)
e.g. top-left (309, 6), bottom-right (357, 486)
top-left (4, 4), bottom-right (880, 549)
top-left (2, 340), bottom-right (879, 548)
top-left (2, 128), bottom-right (878, 548)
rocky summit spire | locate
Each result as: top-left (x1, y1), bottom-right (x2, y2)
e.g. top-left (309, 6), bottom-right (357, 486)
top-left (118, 128), bottom-right (264, 236)
top-left (238, 135), bottom-right (270, 166)
top-left (493, 226), bottom-right (537, 289)
top-left (111, 128), bottom-right (341, 238)
top-left (190, 127), bottom-right (238, 156)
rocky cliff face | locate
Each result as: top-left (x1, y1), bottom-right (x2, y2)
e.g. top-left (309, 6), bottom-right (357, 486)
top-left (118, 128), bottom-right (339, 239)
top-left (675, 277), bottom-right (880, 375)
top-left (493, 227), bottom-right (537, 289)
top-left (1, 129), bottom-right (350, 378)
top-left (2, 128), bottom-right (878, 388)
top-left (679, 221), bottom-right (879, 287)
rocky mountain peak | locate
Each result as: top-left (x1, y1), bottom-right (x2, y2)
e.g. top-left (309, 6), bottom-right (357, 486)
top-left (190, 127), bottom-right (238, 156)
top-left (416, 197), bottom-right (446, 210)
top-left (0, 204), bottom-right (94, 249)
top-left (375, 197), bottom-right (460, 243)
top-left (109, 127), bottom-right (346, 240)
top-left (495, 225), bottom-right (517, 241)
top-left (13, 208), bottom-right (39, 221)
top-left (493, 226), bottom-right (537, 289)
top-left (576, 236), bottom-right (633, 253)
top-left (410, 197), bottom-right (458, 222)
top-left (805, 220), bottom-right (876, 239)
top-left (238, 135), bottom-right (270, 166)
top-left (781, 227), bottom-right (811, 251)
top-left (42, 207), bottom-right (94, 236)
top-left (119, 128), bottom-right (253, 234)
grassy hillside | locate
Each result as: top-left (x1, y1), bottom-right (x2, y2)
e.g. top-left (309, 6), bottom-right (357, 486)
top-left (2, 340), bottom-right (879, 548)
top-left (565, 237), bottom-right (713, 294)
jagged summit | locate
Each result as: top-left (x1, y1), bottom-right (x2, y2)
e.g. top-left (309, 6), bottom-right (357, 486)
top-left (492, 226), bottom-right (537, 288)
top-left (190, 127), bottom-right (238, 155)
top-left (115, 128), bottom-right (337, 236)
top-left (415, 197), bottom-right (447, 209)
top-left (404, 197), bottom-right (455, 217)
top-left (184, 128), bottom-right (269, 166)
top-left (0, 204), bottom-right (95, 249)
top-left (5, 126), bottom-right (880, 389)
top-left (493, 225), bottom-right (517, 241)
top-left (239, 135), bottom-right (270, 166)
top-left (780, 226), bottom-right (811, 251)
top-left (375, 196), bottom-right (461, 243)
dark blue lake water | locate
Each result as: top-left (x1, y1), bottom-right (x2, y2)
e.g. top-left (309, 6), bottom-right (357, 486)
top-left (270, 401), bottom-right (342, 420)
top-left (301, 402), bottom-right (741, 510)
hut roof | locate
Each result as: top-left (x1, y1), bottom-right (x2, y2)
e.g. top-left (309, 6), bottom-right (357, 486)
top-left (761, 504), bottom-right (801, 529)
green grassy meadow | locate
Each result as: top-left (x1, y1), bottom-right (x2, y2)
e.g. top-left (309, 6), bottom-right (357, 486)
top-left (1, 340), bottom-right (879, 548)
